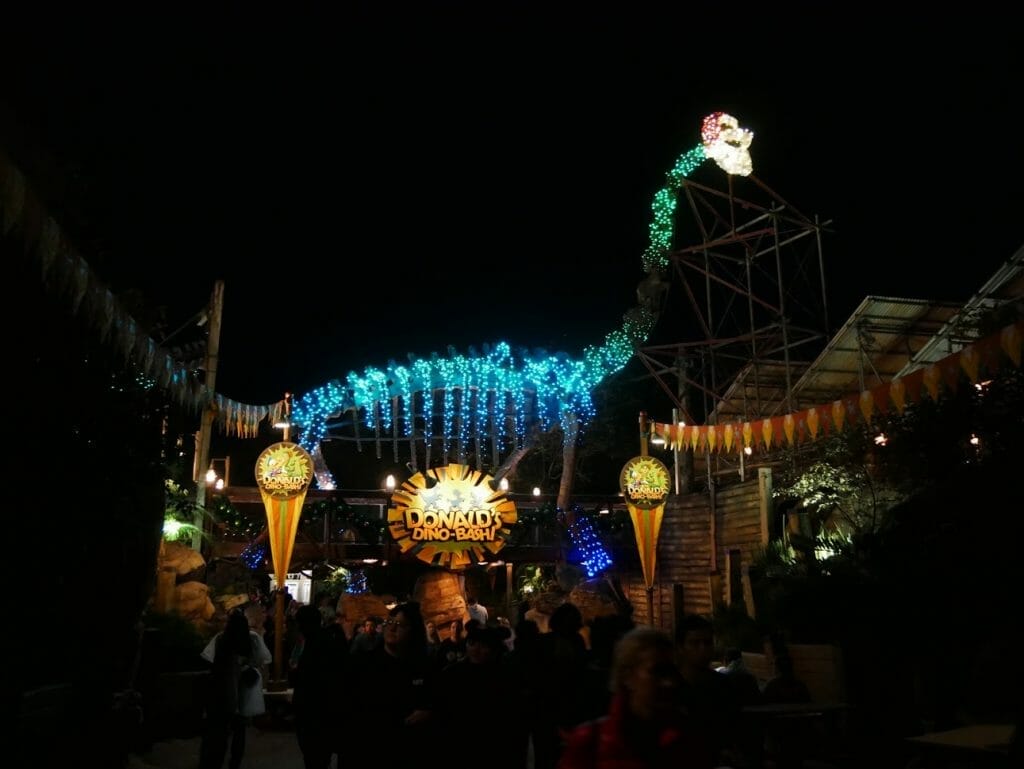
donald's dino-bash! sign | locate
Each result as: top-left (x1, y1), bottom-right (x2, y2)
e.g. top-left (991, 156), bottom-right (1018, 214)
top-left (388, 464), bottom-right (517, 569)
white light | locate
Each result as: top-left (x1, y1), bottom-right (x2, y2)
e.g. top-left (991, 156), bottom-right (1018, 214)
top-left (532, 487), bottom-right (541, 497)
top-left (874, 433), bottom-right (889, 446)
top-left (205, 468), bottom-right (217, 484)
top-left (362, 558), bottom-right (379, 564)
top-left (499, 478), bottom-right (509, 492)
top-left (969, 434), bottom-right (981, 446)
top-left (651, 436), bottom-right (666, 446)
top-left (598, 507), bottom-right (610, 515)
top-left (743, 446), bottom-right (753, 456)
top-left (385, 474), bottom-right (396, 492)
top-left (214, 478), bottom-right (225, 491)
top-left (273, 421), bottom-right (291, 429)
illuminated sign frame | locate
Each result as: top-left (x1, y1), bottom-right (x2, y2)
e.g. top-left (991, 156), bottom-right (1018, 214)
top-left (388, 464), bottom-right (517, 569)
top-left (619, 455), bottom-right (671, 509)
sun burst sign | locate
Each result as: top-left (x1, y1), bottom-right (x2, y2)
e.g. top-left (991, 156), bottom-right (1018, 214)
top-left (388, 464), bottom-right (517, 569)
top-left (255, 442), bottom-right (314, 587)
top-left (620, 455), bottom-right (671, 591)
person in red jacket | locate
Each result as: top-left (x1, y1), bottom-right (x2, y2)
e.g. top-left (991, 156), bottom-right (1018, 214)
top-left (558, 626), bottom-right (712, 769)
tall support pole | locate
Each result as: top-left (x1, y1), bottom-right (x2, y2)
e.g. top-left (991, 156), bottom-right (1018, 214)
top-left (672, 408), bottom-right (681, 496)
top-left (772, 212), bottom-right (795, 414)
top-left (815, 214), bottom-right (830, 336)
top-left (676, 355), bottom-right (694, 494)
top-left (192, 281), bottom-right (225, 552)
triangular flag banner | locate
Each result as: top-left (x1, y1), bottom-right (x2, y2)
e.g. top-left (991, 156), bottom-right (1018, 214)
top-left (627, 503), bottom-right (665, 589)
top-left (959, 344), bottom-right (980, 383)
top-left (872, 382), bottom-right (891, 416)
top-left (645, 321), bottom-right (1022, 454)
top-left (859, 389), bottom-right (875, 424)
top-left (806, 407), bottom-right (820, 439)
top-left (831, 400), bottom-right (845, 433)
top-left (923, 364), bottom-right (942, 401)
top-left (255, 442), bottom-right (314, 587)
top-left (1001, 323), bottom-right (1022, 367)
top-left (890, 377), bottom-right (907, 414)
top-left (620, 455), bottom-right (670, 590)
top-left (783, 413), bottom-right (796, 446)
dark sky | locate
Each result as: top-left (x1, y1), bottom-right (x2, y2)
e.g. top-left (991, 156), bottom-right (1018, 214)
top-left (3, 5), bottom-right (1022, 406)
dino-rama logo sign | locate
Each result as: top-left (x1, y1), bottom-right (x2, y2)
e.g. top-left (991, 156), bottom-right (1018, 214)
top-left (387, 464), bottom-right (517, 569)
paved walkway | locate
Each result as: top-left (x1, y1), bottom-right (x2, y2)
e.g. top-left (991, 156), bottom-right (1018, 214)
top-left (127, 726), bottom-right (308, 769)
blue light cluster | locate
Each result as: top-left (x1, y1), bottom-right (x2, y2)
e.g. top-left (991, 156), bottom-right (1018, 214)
top-left (567, 515), bottom-right (613, 578)
top-left (346, 569), bottom-right (368, 595)
top-left (240, 540), bottom-right (267, 571)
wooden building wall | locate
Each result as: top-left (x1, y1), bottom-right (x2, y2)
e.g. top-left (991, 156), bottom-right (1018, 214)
top-left (623, 468), bottom-right (771, 631)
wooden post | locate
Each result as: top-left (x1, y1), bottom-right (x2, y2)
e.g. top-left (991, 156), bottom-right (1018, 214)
top-left (557, 415), bottom-right (579, 522)
top-left (192, 280), bottom-right (225, 552)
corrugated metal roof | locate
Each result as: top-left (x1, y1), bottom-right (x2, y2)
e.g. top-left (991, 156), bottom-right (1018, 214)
top-left (707, 247), bottom-right (1023, 422)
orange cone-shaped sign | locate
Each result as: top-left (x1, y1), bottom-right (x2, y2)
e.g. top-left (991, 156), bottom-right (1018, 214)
top-left (620, 455), bottom-right (671, 590)
top-left (255, 442), bottom-right (314, 588)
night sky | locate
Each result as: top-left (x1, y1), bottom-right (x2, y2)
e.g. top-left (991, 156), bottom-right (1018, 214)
top-left (3, 5), bottom-right (1021, 407)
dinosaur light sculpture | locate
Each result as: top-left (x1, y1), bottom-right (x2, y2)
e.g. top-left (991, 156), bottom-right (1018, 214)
top-left (292, 113), bottom-right (754, 487)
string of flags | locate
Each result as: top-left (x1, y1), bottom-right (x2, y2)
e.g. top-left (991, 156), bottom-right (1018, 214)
top-left (649, 321), bottom-right (1022, 453)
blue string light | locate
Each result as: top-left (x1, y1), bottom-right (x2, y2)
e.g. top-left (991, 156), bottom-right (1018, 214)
top-left (346, 569), bottom-right (368, 595)
top-left (240, 540), bottom-right (268, 571)
top-left (567, 512), bottom-right (613, 578)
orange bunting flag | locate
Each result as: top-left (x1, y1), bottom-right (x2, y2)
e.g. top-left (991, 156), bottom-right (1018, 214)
top-left (872, 383), bottom-right (891, 416)
top-left (923, 363), bottom-right (942, 401)
top-left (903, 368), bottom-right (925, 404)
top-left (975, 335), bottom-right (1003, 377)
top-left (1001, 322), bottom-right (1022, 367)
top-left (939, 355), bottom-right (962, 394)
top-left (890, 377), bottom-right (907, 413)
top-left (959, 343), bottom-right (980, 383)
top-left (831, 400), bottom-right (846, 433)
top-left (642, 322), bottom-right (1020, 456)
top-left (859, 389), bottom-right (875, 424)
top-left (806, 406), bottom-right (820, 439)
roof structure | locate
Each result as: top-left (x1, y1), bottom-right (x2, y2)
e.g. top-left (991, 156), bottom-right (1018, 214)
top-left (707, 246), bottom-right (1023, 425)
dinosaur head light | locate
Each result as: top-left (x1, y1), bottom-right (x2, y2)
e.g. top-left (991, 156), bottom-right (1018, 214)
top-left (701, 112), bottom-right (754, 176)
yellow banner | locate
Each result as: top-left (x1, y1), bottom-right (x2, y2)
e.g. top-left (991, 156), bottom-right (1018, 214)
top-left (627, 503), bottom-right (665, 589)
top-left (255, 442), bottom-right (314, 584)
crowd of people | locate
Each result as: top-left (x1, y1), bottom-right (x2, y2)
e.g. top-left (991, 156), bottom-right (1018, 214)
top-left (197, 590), bottom-right (819, 769)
